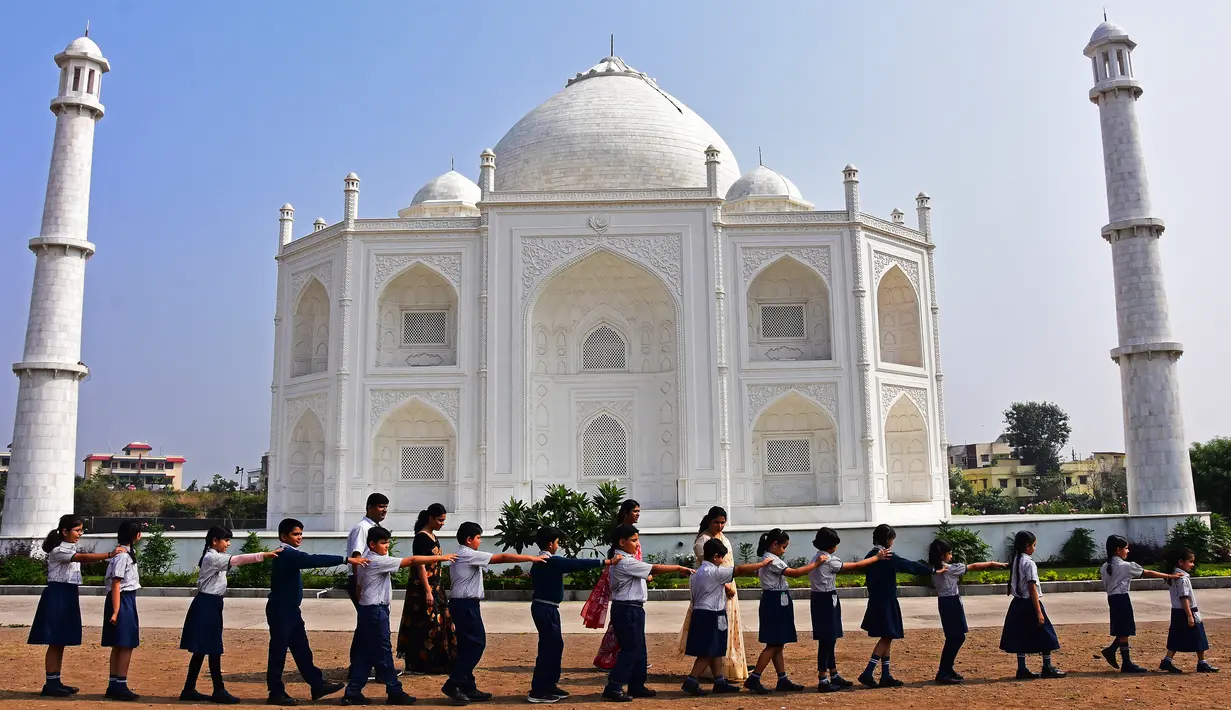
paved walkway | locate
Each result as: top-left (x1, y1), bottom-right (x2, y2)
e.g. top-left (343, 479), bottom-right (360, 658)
top-left (3, 589), bottom-right (1227, 633)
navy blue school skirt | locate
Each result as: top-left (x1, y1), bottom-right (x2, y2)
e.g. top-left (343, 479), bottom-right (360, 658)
top-left (758, 590), bottom-right (797, 645)
top-left (180, 592), bottom-right (225, 655)
top-left (810, 591), bottom-right (843, 642)
top-left (860, 594), bottom-right (905, 640)
top-left (685, 609), bottom-right (728, 658)
top-left (27, 582), bottom-right (83, 647)
top-left (102, 590), bottom-right (140, 649)
top-left (1107, 593), bottom-right (1136, 637)
top-left (938, 595), bottom-right (968, 637)
top-left (1166, 608), bottom-right (1210, 653)
top-left (998, 596), bottom-right (1059, 654)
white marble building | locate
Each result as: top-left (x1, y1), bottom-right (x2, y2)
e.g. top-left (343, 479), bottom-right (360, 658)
top-left (266, 55), bottom-right (949, 531)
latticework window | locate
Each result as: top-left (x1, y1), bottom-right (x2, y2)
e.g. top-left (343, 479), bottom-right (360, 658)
top-left (582, 414), bottom-right (628, 478)
top-left (403, 310), bottom-right (448, 346)
top-left (400, 445), bottom-right (446, 481)
top-left (760, 304), bottom-right (806, 340)
top-left (766, 438), bottom-right (810, 474)
top-left (581, 326), bottom-right (626, 370)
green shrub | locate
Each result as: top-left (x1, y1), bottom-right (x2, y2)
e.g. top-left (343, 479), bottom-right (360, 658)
top-left (0, 541), bottom-right (47, 585)
top-left (1210, 514), bottom-right (1231, 562)
top-left (1168, 517), bottom-right (1215, 563)
top-left (229, 531), bottom-right (272, 588)
top-left (934, 521), bottom-right (991, 563)
top-left (738, 542), bottom-right (755, 564)
top-left (1058, 527), bottom-right (1098, 565)
top-left (74, 480), bottom-right (112, 516)
top-left (160, 499), bottom-right (200, 518)
top-left (494, 481), bottom-right (625, 557)
top-left (139, 523), bottom-right (177, 579)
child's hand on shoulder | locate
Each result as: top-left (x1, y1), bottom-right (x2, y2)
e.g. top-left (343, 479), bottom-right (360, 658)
top-left (264, 549), bottom-right (280, 559)
top-left (532, 555), bottom-right (550, 564)
top-left (993, 561), bottom-right (1009, 569)
top-left (607, 554), bottom-right (623, 566)
top-left (349, 555), bottom-right (369, 566)
top-left (110, 546), bottom-right (125, 558)
top-left (442, 553), bottom-right (459, 562)
top-left (678, 566), bottom-right (695, 576)
top-left (876, 548), bottom-right (892, 559)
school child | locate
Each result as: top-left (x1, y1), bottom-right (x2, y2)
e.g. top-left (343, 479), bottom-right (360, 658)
top-left (743, 528), bottom-right (822, 695)
top-left (856, 524), bottom-right (937, 688)
top-left (682, 537), bottom-right (771, 697)
top-left (266, 517), bottom-right (368, 707)
top-left (998, 530), bottom-right (1065, 679)
top-left (101, 520), bottom-right (143, 701)
top-left (179, 526), bottom-right (280, 703)
top-left (602, 523), bottom-right (695, 703)
top-left (28, 514), bottom-right (125, 698)
top-left (928, 539), bottom-right (1007, 684)
top-left (343, 526), bottom-right (456, 706)
top-left (528, 525), bottom-right (619, 704)
top-left (1098, 534), bottom-right (1179, 673)
top-left (444, 521), bottom-right (549, 705)
top-left (807, 527), bottom-right (889, 692)
top-left (1160, 546), bottom-right (1220, 673)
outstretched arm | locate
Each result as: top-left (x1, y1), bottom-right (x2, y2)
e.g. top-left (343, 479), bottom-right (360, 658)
top-left (784, 559), bottom-right (823, 577)
top-left (890, 554), bottom-right (936, 577)
top-left (491, 552), bottom-right (550, 565)
top-left (733, 558), bottom-right (772, 577)
top-left (965, 561), bottom-right (1008, 572)
top-left (70, 546), bottom-right (126, 564)
top-left (399, 553), bottom-right (457, 569)
top-left (230, 550), bottom-right (279, 566)
top-left (649, 564), bottom-right (694, 576)
top-left (840, 549), bottom-right (891, 571)
top-left (1142, 569), bottom-right (1181, 580)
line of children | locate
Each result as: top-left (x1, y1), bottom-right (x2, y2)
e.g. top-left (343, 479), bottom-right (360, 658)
top-left (179, 526), bottom-right (280, 703)
top-left (1098, 533), bottom-right (1181, 673)
top-left (808, 527), bottom-right (889, 692)
top-left (928, 538), bottom-right (1007, 683)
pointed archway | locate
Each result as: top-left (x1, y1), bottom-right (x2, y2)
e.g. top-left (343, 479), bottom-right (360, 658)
top-left (876, 266), bottom-right (922, 367)
top-left (751, 391), bottom-right (838, 506)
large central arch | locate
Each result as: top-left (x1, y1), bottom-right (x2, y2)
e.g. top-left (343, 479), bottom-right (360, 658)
top-left (526, 249), bottom-right (680, 508)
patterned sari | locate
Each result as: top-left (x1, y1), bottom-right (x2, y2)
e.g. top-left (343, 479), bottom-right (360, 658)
top-left (396, 531), bottom-right (456, 673)
top-left (676, 532), bottom-right (748, 680)
top-left (581, 543), bottom-right (642, 670)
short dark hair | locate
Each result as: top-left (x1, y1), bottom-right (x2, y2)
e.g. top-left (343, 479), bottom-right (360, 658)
top-left (612, 524), bottom-right (639, 546)
top-left (872, 524), bottom-right (896, 548)
top-left (457, 521), bottom-right (483, 544)
top-left (813, 527), bottom-right (840, 551)
top-left (366, 493), bottom-right (389, 509)
top-left (278, 518), bottom-right (304, 536)
top-left (366, 526), bottom-right (392, 545)
top-left (536, 526), bottom-right (561, 550)
top-left (702, 537), bottom-right (727, 562)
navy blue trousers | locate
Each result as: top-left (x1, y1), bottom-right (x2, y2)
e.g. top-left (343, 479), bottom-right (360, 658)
top-left (347, 605), bottom-right (402, 697)
top-left (606, 602), bottom-right (648, 693)
top-left (449, 599), bottom-right (486, 692)
top-left (266, 604), bottom-right (325, 694)
top-left (531, 601), bottom-right (564, 694)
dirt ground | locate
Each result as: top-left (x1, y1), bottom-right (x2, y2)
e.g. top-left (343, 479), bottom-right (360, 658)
top-left (0, 621), bottom-right (1226, 708)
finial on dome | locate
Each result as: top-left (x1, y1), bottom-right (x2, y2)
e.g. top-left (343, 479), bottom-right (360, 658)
top-left (758, 147), bottom-right (763, 167)
top-left (85, 20), bottom-right (90, 37)
top-left (1104, 6), bottom-right (1108, 21)
top-left (610, 33), bottom-right (614, 57)
top-left (451, 156), bottom-right (454, 171)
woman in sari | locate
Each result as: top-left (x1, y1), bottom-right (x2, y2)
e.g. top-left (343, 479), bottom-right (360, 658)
top-left (396, 503), bottom-right (456, 674)
top-left (676, 506), bottom-right (748, 680)
top-left (581, 499), bottom-right (641, 671)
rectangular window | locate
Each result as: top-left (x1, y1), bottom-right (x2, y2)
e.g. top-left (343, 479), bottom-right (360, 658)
top-left (999, 479), bottom-right (1008, 489)
top-left (400, 445), bottom-right (446, 481)
top-left (72, 67), bottom-right (81, 91)
top-left (166, 462), bottom-right (174, 470)
top-left (1115, 50), bottom-right (1125, 77)
top-left (1102, 51), bottom-right (1111, 80)
top-left (980, 453), bottom-right (990, 463)
top-left (1065, 477), bottom-right (1073, 486)
top-left (402, 310), bottom-right (447, 346)
top-left (87, 69), bottom-right (95, 94)
top-left (1079, 475), bottom-right (1088, 485)
top-left (59, 69), bottom-right (68, 95)
top-left (760, 304), bottom-right (806, 339)
top-left (765, 439), bottom-right (810, 474)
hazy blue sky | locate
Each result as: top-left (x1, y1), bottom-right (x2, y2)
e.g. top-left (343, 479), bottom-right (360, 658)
top-left (1, 2), bottom-right (1228, 485)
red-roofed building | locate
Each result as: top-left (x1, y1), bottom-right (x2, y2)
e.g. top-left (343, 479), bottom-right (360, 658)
top-left (82, 442), bottom-right (185, 490)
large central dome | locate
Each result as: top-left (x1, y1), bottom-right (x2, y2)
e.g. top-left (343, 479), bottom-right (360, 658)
top-left (493, 56), bottom-right (740, 193)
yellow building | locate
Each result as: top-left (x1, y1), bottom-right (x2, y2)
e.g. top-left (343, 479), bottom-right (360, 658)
top-left (82, 442), bottom-right (184, 490)
top-left (962, 452), bottom-right (1125, 501)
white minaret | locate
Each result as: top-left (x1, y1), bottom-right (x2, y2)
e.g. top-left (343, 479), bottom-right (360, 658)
top-left (1086, 21), bottom-right (1197, 515)
top-left (2, 33), bottom-right (109, 535)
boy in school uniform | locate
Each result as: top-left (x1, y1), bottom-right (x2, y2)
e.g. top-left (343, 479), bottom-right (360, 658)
top-left (444, 522), bottom-right (549, 705)
top-left (603, 524), bottom-right (695, 703)
top-left (266, 518), bottom-right (368, 707)
top-left (527, 526), bottom-right (620, 704)
top-left (342, 526), bottom-right (456, 706)
top-left (346, 493), bottom-right (389, 608)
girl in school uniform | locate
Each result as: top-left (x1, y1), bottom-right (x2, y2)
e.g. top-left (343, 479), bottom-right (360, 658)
top-left (1098, 534), bottom-right (1179, 673)
top-left (1160, 546), bottom-right (1220, 674)
top-left (743, 528), bottom-right (823, 695)
top-left (28, 514), bottom-right (125, 698)
top-left (857, 524), bottom-right (936, 688)
top-left (808, 527), bottom-right (888, 693)
top-left (998, 530), bottom-right (1065, 680)
top-left (179, 526), bottom-right (280, 703)
top-left (927, 539), bottom-right (1007, 684)
top-left (102, 520), bottom-right (143, 701)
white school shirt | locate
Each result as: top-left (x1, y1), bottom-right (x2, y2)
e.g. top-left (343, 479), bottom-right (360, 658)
top-left (1100, 557), bottom-right (1144, 596)
top-left (46, 543), bottom-right (82, 585)
top-left (104, 547), bottom-right (141, 592)
top-left (610, 556), bottom-right (654, 602)
top-left (1169, 569), bottom-right (1199, 616)
top-left (690, 561), bottom-right (735, 612)
top-left (346, 517), bottom-right (379, 578)
top-left (1010, 554), bottom-right (1039, 599)
top-left (356, 550), bottom-right (403, 606)
top-left (932, 563), bottom-right (968, 597)
top-left (808, 553), bottom-right (842, 593)
top-left (198, 549), bottom-right (233, 595)
top-left (450, 546), bottom-right (494, 599)
top-left (758, 552), bottom-right (789, 591)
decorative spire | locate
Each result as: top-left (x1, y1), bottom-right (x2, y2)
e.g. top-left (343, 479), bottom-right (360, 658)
top-left (758, 147), bottom-right (763, 167)
top-left (85, 20), bottom-right (90, 37)
top-left (450, 156), bottom-right (454, 171)
top-left (610, 34), bottom-right (614, 57)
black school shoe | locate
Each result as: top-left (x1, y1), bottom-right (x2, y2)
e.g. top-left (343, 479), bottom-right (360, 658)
top-left (817, 681), bottom-right (841, 693)
top-left (713, 681), bottom-right (741, 694)
top-left (265, 692), bottom-right (298, 706)
top-left (1101, 645), bottom-right (1120, 669)
top-left (442, 683), bottom-right (471, 705)
top-left (856, 671), bottom-right (878, 688)
top-left (681, 679), bottom-right (708, 697)
top-left (466, 689), bottom-right (493, 702)
top-left (340, 694), bottom-right (372, 706)
top-left (312, 681), bottom-right (346, 700)
top-left (934, 673), bottom-right (961, 685)
top-left (743, 676), bottom-right (773, 694)
top-left (1121, 662), bottom-right (1148, 674)
top-left (775, 677), bottom-right (805, 692)
top-left (104, 684), bottom-right (141, 702)
top-left (527, 691), bottom-right (560, 704)
top-left (1159, 659), bottom-right (1183, 673)
top-left (1197, 662), bottom-right (1221, 673)
top-left (878, 675), bottom-right (904, 688)
top-left (1015, 669), bottom-right (1040, 680)
top-left (829, 673), bottom-right (853, 688)
top-left (386, 690), bottom-right (417, 705)
top-left (1041, 666), bottom-right (1067, 679)
top-left (548, 687), bottom-right (570, 699)
top-left (601, 688), bottom-right (633, 702)
top-left (40, 684), bottom-right (74, 698)
top-left (180, 688), bottom-right (211, 702)
top-left (212, 688), bottom-right (242, 704)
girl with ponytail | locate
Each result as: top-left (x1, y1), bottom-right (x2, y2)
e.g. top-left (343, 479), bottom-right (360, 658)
top-left (856, 524), bottom-right (936, 688)
top-left (1161, 546), bottom-right (1218, 672)
top-left (101, 520), bottom-right (144, 700)
top-left (743, 529), bottom-right (824, 695)
top-left (28, 514), bottom-right (125, 698)
top-left (998, 530), bottom-right (1064, 679)
top-left (1098, 534), bottom-right (1179, 673)
top-left (927, 538), bottom-right (1007, 683)
top-left (178, 526), bottom-right (279, 702)
top-left (397, 503), bottom-right (456, 673)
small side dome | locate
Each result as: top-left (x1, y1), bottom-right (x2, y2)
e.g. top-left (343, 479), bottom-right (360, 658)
top-left (398, 170), bottom-right (481, 218)
top-left (1089, 20), bottom-right (1128, 44)
top-left (723, 165), bottom-right (814, 213)
top-left (65, 36), bottom-right (101, 55)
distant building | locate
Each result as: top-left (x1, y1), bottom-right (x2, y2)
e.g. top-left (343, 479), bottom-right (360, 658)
top-left (0, 448), bottom-right (10, 477)
top-left (82, 442), bottom-right (185, 490)
top-left (948, 435), bottom-right (1013, 469)
top-left (962, 451), bottom-right (1126, 502)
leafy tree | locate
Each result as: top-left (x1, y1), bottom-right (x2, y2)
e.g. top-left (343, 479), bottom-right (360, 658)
top-left (205, 473), bottom-right (239, 493)
top-left (1002, 401), bottom-right (1071, 476)
top-left (1090, 456), bottom-right (1128, 509)
top-left (74, 479), bottom-right (113, 516)
top-left (1030, 470), bottom-right (1070, 501)
top-left (494, 481), bottom-right (626, 557)
top-left (1191, 437), bottom-right (1231, 517)
top-left (934, 521), bottom-right (991, 562)
top-left (185, 480), bottom-right (199, 492)
top-left (140, 523), bottom-right (178, 580)
top-left (1058, 527), bottom-right (1098, 565)
top-left (948, 466), bottom-right (975, 512)
top-left (230, 531), bottom-right (272, 588)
